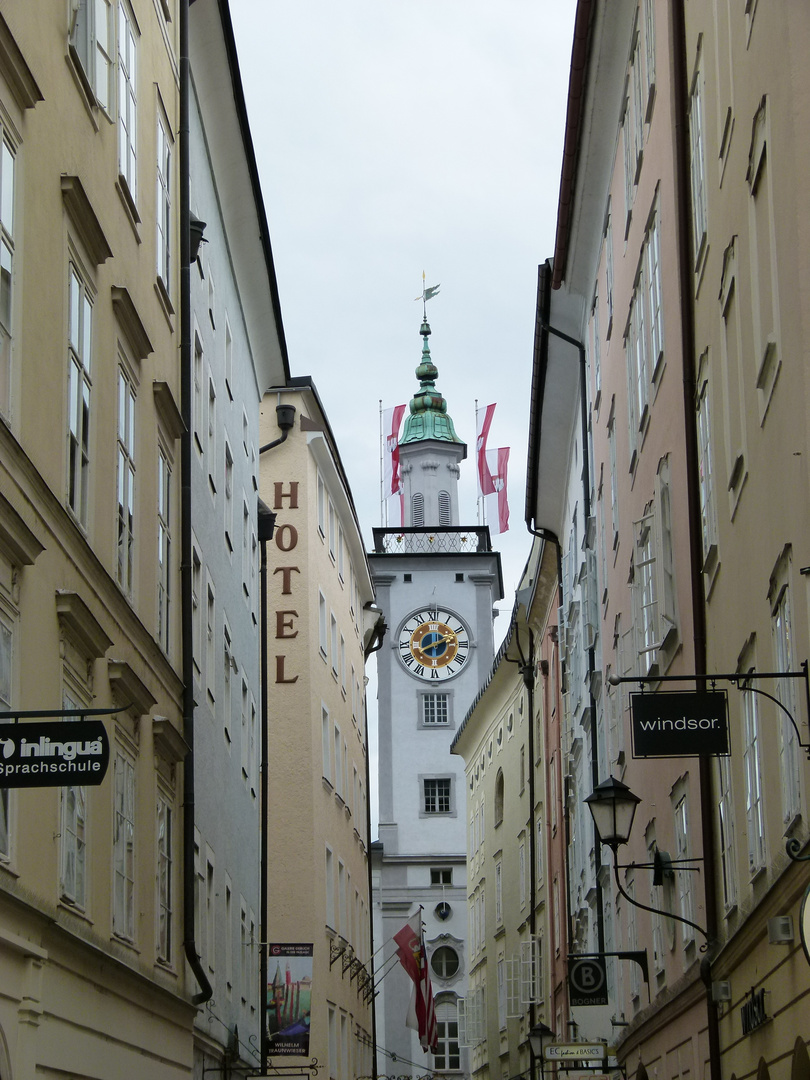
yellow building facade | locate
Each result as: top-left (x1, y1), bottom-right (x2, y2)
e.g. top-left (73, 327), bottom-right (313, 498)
top-left (0, 0), bottom-right (193, 1076)
top-left (259, 379), bottom-right (382, 1080)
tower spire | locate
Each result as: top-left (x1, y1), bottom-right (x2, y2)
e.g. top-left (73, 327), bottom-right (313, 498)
top-left (401, 278), bottom-right (462, 446)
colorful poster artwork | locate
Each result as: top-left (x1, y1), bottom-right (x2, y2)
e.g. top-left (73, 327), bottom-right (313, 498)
top-left (266, 943), bottom-right (314, 1056)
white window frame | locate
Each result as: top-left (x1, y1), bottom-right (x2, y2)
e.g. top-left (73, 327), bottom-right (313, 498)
top-left (113, 749), bottom-right (136, 940)
top-left (156, 792), bottom-right (173, 962)
top-left (771, 564), bottom-right (802, 826)
top-left (0, 133), bottom-right (15, 419)
top-left (157, 445), bottom-right (171, 653)
top-left (70, 0), bottom-right (113, 111)
top-left (67, 261), bottom-right (93, 526)
top-left (116, 363), bottom-right (136, 594)
top-left (742, 672), bottom-right (767, 875)
top-left (155, 109), bottom-right (172, 293)
top-left (117, 0), bottom-right (138, 203)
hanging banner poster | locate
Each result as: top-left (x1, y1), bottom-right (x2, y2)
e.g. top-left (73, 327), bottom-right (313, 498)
top-left (0, 720), bottom-right (110, 787)
top-left (266, 943), bottom-right (314, 1055)
top-left (631, 691), bottom-right (729, 758)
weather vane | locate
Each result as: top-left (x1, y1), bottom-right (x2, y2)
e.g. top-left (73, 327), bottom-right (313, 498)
top-left (415, 271), bottom-right (440, 318)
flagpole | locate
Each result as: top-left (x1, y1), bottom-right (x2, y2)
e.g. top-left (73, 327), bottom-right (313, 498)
top-left (379, 399), bottom-right (384, 527)
top-left (475, 398), bottom-right (481, 526)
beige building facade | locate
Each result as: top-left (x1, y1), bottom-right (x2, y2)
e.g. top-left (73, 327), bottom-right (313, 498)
top-left (259, 379), bottom-right (382, 1080)
top-left (682, 4), bottom-right (810, 1078)
top-left (0, 0), bottom-right (193, 1076)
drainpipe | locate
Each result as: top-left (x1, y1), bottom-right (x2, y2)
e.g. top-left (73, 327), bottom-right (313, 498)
top-left (180, 0), bottom-right (212, 1005)
top-left (670, 6), bottom-right (721, 1080)
top-left (257, 502), bottom-right (277, 1072)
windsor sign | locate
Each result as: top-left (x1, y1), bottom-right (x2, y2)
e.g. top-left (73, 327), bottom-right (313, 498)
top-left (631, 690), bottom-right (729, 758)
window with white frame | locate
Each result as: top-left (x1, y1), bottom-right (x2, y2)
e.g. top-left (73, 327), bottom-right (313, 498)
top-left (67, 262), bottom-right (93, 526)
top-left (325, 846), bottom-right (335, 927)
top-left (113, 749), bottom-right (136, 940)
top-left (673, 791), bottom-right (696, 947)
top-left (434, 1000), bottom-right (461, 1070)
top-left (156, 111), bottom-right (171, 292)
top-left (116, 364), bottom-right (136, 594)
top-left (497, 956), bottom-right (506, 1030)
top-left (61, 690), bottom-right (87, 909)
top-left (630, 460), bottom-right (676, 665)
top-left (207, 376), bottom-right (216, 494)
top-left (423, 777), bottom-right (452, 815)
top-left (319, 591), bottom-right (327, 658)
top-left (242, 499), bottom-right (250, 602)
top-left (771, 562), bottom-right (802, 826)
top-left (330, 612), bottom-right (338, 675)
top-left (422, 692), bottom-right (449, 726)
top-left (412, 492), bottom-right (425, 527)
top-left (205, 849), bottom-right (215, 973)
top-left (317, 473), bottom-right (325, 536)
top-left (717, 753), bottom-right (738, 912)
top-left (206, 577), bottom-right (215, 702)
top-left (0, 134), bottom-right (15, 418)
top-left (741, 670), bottom-right (767, 874)
top-left (495, 859), bottom-right (503, 925)
top-left (117, 0), bottom-right (138, 202)
top-left (222, 621), bottom-right (233, 744)
top-left (224, 441), bottom-right (233, 551)
top-left (688, 63), bottom-right (708, 266)
top-left (647, 839), bottom-right (664, 972)
top-left (605, 205), bottom-right (615, 333)
top-left (157, 445), bottom-right (171, 653)
top-left (191, 542), bottom-right (201, 679)
top-left (240, 898), bottom-right (249, 1002)
top-left (224, 318), bottom-right (233, 398)
top-left (193, 330), bottom-right (203, 453)
top-left (70, 0), bottom-right (113, 111)
top-left (608, 399), bottom-right (619, 546)
top-left (157, 793), bottom-right (172, 962)
top-left (695, 355), bottom-right (718, 568)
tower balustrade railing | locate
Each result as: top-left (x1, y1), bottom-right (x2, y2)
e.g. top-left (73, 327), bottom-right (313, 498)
top-left (371, 525), bottom-right (492, 555)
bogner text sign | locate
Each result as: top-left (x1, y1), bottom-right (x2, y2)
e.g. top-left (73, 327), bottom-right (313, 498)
top-left (0, 721), bottom-right (110, 786)
top-left (631, 690), bottom-right (729, 758)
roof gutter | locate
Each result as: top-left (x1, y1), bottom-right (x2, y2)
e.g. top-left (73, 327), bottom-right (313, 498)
top-left (552, 0), bottom-right (595, 290)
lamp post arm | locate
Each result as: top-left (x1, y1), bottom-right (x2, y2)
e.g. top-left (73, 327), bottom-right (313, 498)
top-left (611, 859), bottom-right (710, 950)
top-left (738, 683), bottom-right (810, 760)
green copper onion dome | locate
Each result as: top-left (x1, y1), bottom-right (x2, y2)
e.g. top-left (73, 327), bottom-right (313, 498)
top-left (400, 317), bottom-right (463, 445)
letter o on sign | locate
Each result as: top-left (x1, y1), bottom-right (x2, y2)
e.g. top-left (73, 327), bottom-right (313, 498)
top-left (275, 524), bottom-right (298, 552)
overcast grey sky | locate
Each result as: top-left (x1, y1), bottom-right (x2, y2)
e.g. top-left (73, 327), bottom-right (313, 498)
top-left (228, 0), bottom-right (577, 827)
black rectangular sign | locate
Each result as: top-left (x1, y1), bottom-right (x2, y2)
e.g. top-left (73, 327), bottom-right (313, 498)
top-left (631, 691), bottom-right (729, 758)
top-left (0, 720), bottom-right (110, 786)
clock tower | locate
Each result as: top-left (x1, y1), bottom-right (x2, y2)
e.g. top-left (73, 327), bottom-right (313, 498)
top-left (370, 315), bottom-right (503, 1076)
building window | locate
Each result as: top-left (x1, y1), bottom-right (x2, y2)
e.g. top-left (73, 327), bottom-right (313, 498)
top-left (423, 777), bottom-right (452, 815)
top-left (116, 365), bottom-right (136, 594)
top-left (157, 447), bottom-right (171, 652)
top-left (319, 592), bottom-right (327, 659)
top-left (772, 565), bottom-right (802, 825)
top-left (434, 1001), bottom-right (461, 1070)
top-left (742, 671), bottom-right (766, 874)
top-left (157, 795), bottom-right (172, 961)
top-left (117, 1), bottom-right (138, 203)
top-left (330, 613), bottom-right (338, 676)
top-left (689, 64), bottom-right (708, 267)
top-left (156, 111), bottom-right (171, 293)
top-left (630, 460), bottom-right (676, 667)
top-left (61, 692), bottom-right (87, 910)
top-left (325, 847), bottom-right (335, 928)
top-left (717, 754), bottom-right (738, 912)
top-left (191, 542), bottom-right (202, 680)
top-left (438, 490), bottom-right (451, 526)
top-left (422, 693), bottom-right (449, 726)
top-left (70, 0), bottom-right (113, 110)
top-left (695, 356), bottom-right (718, 570)
top-left (431, 867), bottom-right (452, 886)
top-left (494, 769), bottom-right (504, 827)
top-left (328, 500), bottom-right (336, 560)
top-left (193, 330), bottom-right (203, 452)
top-left (431, 946), bottom-right (459, 979)
top-left (223, 622), bottom-right (232, 744)
top-left (673, 792), bottom-right (695, 946)
top-left (206, 578), bottom-right (215, 703)
top-left (495, 859), bottom-right (503, 925)
top-left (207, 377), bottom-right (216, 494)
top-left (317, 474), bottom-right (325, 536)
top-left (224, 441), bottom-right (234, 551)
top-left (113, 751), bottom-right (136, 940)
top-left (67, 264), bottom-right (93, 526)
top-left (0, 135), bottom-right (15, 418)
top-left (412, 492), bottom-right (425, 527)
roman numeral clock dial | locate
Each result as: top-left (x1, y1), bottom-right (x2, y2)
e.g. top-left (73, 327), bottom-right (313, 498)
top-left (397, 608), bottom-right (470, 681)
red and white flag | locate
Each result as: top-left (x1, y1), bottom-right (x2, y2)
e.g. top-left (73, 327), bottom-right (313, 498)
top-left (383, 404), bottom-right (407, 496)
top-left (393, 913), bottom-right (438, 1054)
top-left (476, 403), bottom-right (497, 496)
top-left (484, 447), bottom-right (510, 534)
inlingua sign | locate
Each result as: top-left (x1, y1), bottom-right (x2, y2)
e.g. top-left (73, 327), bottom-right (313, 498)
top-left (631, 691), bottom-right (729, 758)
top-left (0, 720), bottom-right (110, 786)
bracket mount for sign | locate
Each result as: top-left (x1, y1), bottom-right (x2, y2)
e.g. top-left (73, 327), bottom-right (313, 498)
top-left (608, 662), bottom-right (810, 760)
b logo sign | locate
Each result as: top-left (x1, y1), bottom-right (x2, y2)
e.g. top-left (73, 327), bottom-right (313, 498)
top-left (568, 956), bottom-right (608, 1006)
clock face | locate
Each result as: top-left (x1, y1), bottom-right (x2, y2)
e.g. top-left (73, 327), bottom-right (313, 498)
top-left (398, 608), bottom-right (470, 681)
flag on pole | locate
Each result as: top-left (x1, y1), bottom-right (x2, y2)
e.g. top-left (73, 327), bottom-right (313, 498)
top-left (484, 447), bottom-right (510, 534)
top-left (476, 403), bottom-right (497, 496)
top-left (383, 404), bottom-right (406, 496)
top-left (393, 913), bottom-right (438, 1053)
top-left (383, 404), bottom-right (406, 527)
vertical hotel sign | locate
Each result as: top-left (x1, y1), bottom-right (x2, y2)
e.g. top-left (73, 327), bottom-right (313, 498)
top-left (631, 691), bottom-right (729, 758)
top-left (266, 943), bottom-right (314, 1055)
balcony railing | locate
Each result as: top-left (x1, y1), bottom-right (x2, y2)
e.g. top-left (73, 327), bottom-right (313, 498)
top-left (371, 525), bottom-right (492, 555)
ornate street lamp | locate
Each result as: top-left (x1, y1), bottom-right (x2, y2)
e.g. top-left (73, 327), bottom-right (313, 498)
top-left (528, 1022), bottom-right (554, 1080)
top-left (584, 777), bottom-right (641, 852)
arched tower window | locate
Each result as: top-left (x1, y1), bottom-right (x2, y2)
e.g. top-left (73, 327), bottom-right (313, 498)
top-left (438, 490), bottom-right (451, 526)
top-left (412, 493), bottom-right (425, 527)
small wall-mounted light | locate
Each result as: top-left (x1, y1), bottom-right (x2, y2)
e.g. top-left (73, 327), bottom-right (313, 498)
top-left (711, 980), bottom-right (731, 1003)
top-left (767, 915), bottom-right (794, 944)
